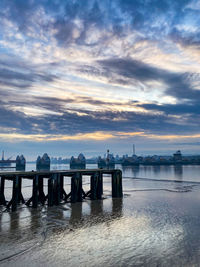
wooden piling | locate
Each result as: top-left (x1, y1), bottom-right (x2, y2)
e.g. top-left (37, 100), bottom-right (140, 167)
top-left (97, 172), bottom-right (103, 199)
top-left (17, 177), bottom-right (21, 204)
top-left (12, 175), bottom-right (19, 212)
top-left (112, 170), bottom-right (123, 198)
top-left (0, 168), bottom-right (123, 211)
top-left (0, 176), bottom-right (6, 205)
top-left (54, 173), bottom-right (61, 205)
top-left (60, 175), bottom-right (64, 200)
top-left (38, 176), bottom-right (45, 204)
top-left (48, 176), bottom-right (54, 206)
top-left (60, 175), bottom-right (69, 201)
top-left (17, 177), bottom-right (25, 204)
top-left (32, 175), bottom-right (39, 208)
top-left (71, 173), bottom-right (82, 203)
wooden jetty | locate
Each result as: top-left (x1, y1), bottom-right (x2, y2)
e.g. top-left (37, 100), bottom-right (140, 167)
top-left (0, 169), bottom-right (123, 212)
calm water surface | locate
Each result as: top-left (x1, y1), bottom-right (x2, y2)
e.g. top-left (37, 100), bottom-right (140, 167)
top-left (1, 164), bottom-right (200, 266)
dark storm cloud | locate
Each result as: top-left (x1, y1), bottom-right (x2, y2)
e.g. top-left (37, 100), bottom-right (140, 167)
top-left (138, 103), bottom-right (200, 115)
top-left (30, 108), bottom-right (200, 135)
top-left (97, 58), bottom-right (166, 81)
top-left (0, 104), bottom-right (36, 134)
top-left (97, 57), bottom-right (200, 103)
top-left (3, 95), bottom-right (126, 111)
top-left (136, 101), bottom-right (200, 132)
top-left (0, 60), bottom-right (57, 89)
top-left (0, 97), bottom-right (198, 136)
top-left (1, 86), bottom-right (199, 137)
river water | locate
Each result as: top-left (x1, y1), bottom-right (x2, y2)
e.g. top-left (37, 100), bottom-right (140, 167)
top-left (1, 164), bottom-right (200, 266)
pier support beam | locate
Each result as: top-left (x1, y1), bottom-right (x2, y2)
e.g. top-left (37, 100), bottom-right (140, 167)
top-left (112, 170), bottom-right (123, 198)
top-left (0, 176), bottom-right (6, 205)
top-left (32, 175), bottom-right (39, 208)
top-left (54, 173), bottom-right (61, 205)
top-left (48, 176), bottom-right (54, 207)
top-left (1, 169), bottom-right (123, 211)
top-left (18, 177), bottom-right (25, 204)
top-left (12, 175), bottom-right (19, 211)
top-left (38, 177), bottom-right (46, 205)
top-left (98, 172), bottom-right (103, 198)
top-left (26, 175), bottom-right (44, 207)
top-left (11, 175), bottom-right (19, 211)
top-left (90, 172), bottom-right (103, 200)
top-left (71, 173), bottom-right (82, 203)
top-left (60, 175), bottom-right (64, 200)
top-left (60, 175), bottom-right (70, 201)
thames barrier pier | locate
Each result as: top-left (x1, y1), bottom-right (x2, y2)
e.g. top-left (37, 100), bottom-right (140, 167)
top-left (0, 169), bottom-right (123, 211)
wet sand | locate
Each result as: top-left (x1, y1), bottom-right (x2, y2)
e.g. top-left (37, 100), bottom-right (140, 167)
top-left (1, 176), bottom-right (200, 267)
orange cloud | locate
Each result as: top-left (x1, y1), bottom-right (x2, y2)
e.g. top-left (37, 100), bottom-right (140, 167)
top-left (0, 131), bottom-right (199, 142)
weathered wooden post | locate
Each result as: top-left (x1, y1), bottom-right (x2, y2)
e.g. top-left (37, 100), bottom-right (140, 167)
top-left (112, 170), bottom-right (123, 198)
top-left (90, 172), bottom-right (98, 200)
top-left (54, 173), bottom-right (61, 205)
top-left (32, 175), bottom-right (39, 208)
top-left (12, 175), bottom-right (19, 211)
top-left (17, 177), bottom-right (25, 204)
top-left (60, 175), bottom-right (64, 200)
top-left (18, 177), bottom-right (22, 204)
top-left (97, 172), bottom-right (103, 199)
top-left (38, 176), bottom-right (45, 205)
top-left (48, 176), bottom-right (54, 206)
top-left (0, 176), bottom-right (6, 205)
top-left (0, 168), bottom-right (123, 211)
top-left (71, 173), bottom-right (82, 203)
top-left (60, 175), bottom-right (69, 201)
top-left (90, 172), bottom-right (103, 200)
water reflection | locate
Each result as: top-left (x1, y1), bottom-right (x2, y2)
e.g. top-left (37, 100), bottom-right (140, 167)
top-left (1, 198), bottom-right (123, 237)
top-left (152, 165), bottom-right (161, 174)
top-left (121, 165), bottom-right (140, 178)
top-left (70, 202), bottom-right (83, 223)
top-left (121, 164), bottom-right (189, 182)
top-left (2, 181), bottom-right (200, 266)
top-left (9, 211), bottom-right (20, 232)
top-left (174, 165), bottom-right (183, 179)
top-left (69, 198), bottom-right (123, 226)
top-left (29, 208), bottom-right (43, 233)
top-left (90, 199), bottom-right (103, 216)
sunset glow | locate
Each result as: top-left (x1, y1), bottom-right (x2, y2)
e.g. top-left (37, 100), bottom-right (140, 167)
top-left (1, 0), bottom-right (200, 157)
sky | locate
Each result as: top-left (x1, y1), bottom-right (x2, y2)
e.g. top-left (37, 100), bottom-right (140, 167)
top-left (1, 0), bottom-right (200, 159)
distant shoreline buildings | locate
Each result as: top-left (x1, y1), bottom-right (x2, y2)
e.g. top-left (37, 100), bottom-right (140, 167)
top-left (50, 149), bottom-right (200, 166)
top-left (2, 149), bottom-right (200, 170)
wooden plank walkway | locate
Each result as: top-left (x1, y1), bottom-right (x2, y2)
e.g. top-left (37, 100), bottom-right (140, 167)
top-left (0, 169), bottom-right (123, 211)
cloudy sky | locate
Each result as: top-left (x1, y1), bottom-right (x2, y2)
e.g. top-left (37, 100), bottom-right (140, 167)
top-left (1, 0), bottom-right (200, 159)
